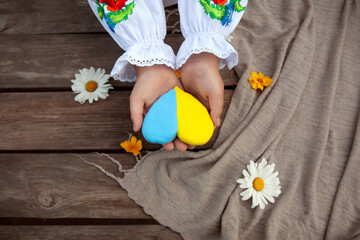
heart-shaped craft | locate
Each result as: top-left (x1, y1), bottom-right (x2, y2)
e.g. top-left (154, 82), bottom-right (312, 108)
top-left (142, 87), bottom-right (214, 145)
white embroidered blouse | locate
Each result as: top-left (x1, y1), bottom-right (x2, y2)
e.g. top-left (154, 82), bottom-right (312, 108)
top-left (87, 0), bottom-right (248, 82)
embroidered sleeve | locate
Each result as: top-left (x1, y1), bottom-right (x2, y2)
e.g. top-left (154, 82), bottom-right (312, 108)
top-left (88, 0), bottom-right (176, 82)
top-left (177, 0), bottom-right (248, 70)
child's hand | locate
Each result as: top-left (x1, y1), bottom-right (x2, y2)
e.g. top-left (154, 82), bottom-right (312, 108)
top-left (130, 64), bottom-right (193, 152)
top-left (180, 52), bottom-right (224, 128)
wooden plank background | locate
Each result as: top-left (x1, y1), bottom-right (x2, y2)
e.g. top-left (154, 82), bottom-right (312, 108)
top-left (0, 1), bottom-right (239, 239)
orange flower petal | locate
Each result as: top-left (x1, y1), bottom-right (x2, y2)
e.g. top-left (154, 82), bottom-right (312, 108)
top-left (251, 83), bottom-right (258, 90)
top-left (251, 71), bottom-right (258, 79)
top-left (120, 141), bottom-right (129, 149)
top-left (132, 149), bottom-right (140, 156)
top-left (249, 71), bottom-right (272, 91)
top-left (258, 84), bottom-right (264, 91)
top-left (258, 72), bottom-right (264, 79)
top-left (136, 140), bottom-right (142, 151)
top-left (121, 136), bottom-right (142, 156)
top-left (174, 70), bottom-right (181, 78)
top-left (263, 77), bottom-right (273, 86)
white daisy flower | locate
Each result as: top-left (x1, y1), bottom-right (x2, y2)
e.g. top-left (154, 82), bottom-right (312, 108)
top-left (236, 158), bottom-right (281, 209)
top-left (71, 67), bottom-right (114, 104)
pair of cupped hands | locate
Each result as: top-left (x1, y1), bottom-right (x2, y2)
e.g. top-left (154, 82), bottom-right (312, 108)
top-left (130, 52), bottom-right (224, 152)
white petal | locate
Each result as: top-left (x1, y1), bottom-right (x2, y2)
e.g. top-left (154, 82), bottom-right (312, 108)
top-left (71, 84), bottom-right (85, 93)
top-left (258, 194), bottom-right (266, 209)
top-left (241, 188), bottom-right (253, 201)
top-left (74, 92), bottom-right (88, 104)
top-left (261, 164), bottom-right (275, 180)
top-left (97, 91), bottom-right (107, 99)
top-left (262, 190), bottom-right (275, 203)
top-left (236, 178), bottom-right (245, 184)
top-left (258, 158), bottom-right (267, 174)
top-left (259, 192), bottom-right (268, 205)
top-left (240, 182), bottom-right (250, 189)
top-left (242, 169), bottom-right (251, 179)
top-left (89, 67), bottom-right (95, 75)
top-left (265, 178), bottom-right (280, 186)
top-left (93, 93), bottom-right (99, 102)
top-left (251, 191), bottom-right (259, 208)
top-left (248, 161), bottom-right (257, 177)
top-left (97, 76), bottom-right (107, 84)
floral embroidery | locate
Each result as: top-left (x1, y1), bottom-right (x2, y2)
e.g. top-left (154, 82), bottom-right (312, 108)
top-left (213, 0), bottom-right (227, 6)
top-left (95, 0), bottom-right (135, 32)
top-left (198, 0), bottom-right (246, 26)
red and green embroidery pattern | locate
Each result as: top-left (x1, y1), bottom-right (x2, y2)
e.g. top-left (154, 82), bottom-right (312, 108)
top-left (95, 0), bottom-right (135, 32)
top-left (199, 0), bottom-right (246, 26)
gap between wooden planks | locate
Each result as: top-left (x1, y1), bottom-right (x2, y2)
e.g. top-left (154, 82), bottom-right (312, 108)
top-left (0, 0), bottom-right (181, 35)
top-left (0, 153), bottom-right (149, 219)
top-left (0, 1), bottom-right (240, 239)
top-left (0, 225), bottom-right (182, 240)
top-left (0, 34), bottom-right (239, 90)
top-left (0, 90), bottom-right (233, 151)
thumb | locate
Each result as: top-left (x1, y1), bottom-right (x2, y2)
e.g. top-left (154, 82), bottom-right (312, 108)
top-left (208, 91), bottom-right (224, 127)
top-left (130, 95), bottom-right (145, 132)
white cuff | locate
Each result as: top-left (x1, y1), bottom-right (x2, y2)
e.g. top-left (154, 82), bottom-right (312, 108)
top-left (111, 40), bottom-right (176, 82)
top-left (176, 32), bottom-right (239, 70)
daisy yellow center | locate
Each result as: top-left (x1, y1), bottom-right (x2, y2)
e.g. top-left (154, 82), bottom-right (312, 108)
top-left (85, 81), bottom-right (98, 92)
top-left (253, 177), bottom-right (264, 191)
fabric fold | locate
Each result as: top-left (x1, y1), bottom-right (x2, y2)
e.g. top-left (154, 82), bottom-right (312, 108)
top-left (111, 40), bottom-right (176, 82)
top-left (86, 0), bottom-right (360, 239)
top-left (87, 0), bottom-right (172, 82)
top-left (176, 33), bottom-right (239, 70)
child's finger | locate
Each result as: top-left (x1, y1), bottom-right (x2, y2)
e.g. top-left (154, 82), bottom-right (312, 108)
top-left (129, 95), bottom-right (145, 132)
top-left (188, 145), bottom-right (196, 150)
top-left (174, 138), bottom-right (187, 152)
top-left (163, 142), bottom-right (175, 151)
top-left (209, 92), bottom-right (224, 127)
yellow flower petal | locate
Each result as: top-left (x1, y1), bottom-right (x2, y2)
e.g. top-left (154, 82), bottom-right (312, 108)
top-left (251, 82), bottom-right (258, 90)
top-left (251, 71), bottom-right (259, 79)
top-left (249, 71), bottom-right (273, 91)
top-left (258, 84), bottom-right (264, 91)
top-left (262, 77), bottom-right (273, 86)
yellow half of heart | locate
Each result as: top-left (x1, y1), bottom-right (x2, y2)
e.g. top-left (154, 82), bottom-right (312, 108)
top-left (174, 87), bottom-right (214, 145)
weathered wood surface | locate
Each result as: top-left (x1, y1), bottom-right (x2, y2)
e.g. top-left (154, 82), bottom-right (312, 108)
top-left (0, 34), bottom-right (239, 90)
top-left (0, 225), bottom-right (181, 240)
top-left (0, 154), bottom-right (152, 219)
top-left (0, 90), bottom-right (233, 151)
top-left (0, 0), bottom-right (180, 35)
top-left (0, 1), bottom-right (239, 238)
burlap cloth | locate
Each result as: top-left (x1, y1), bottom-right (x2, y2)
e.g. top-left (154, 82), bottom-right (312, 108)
top-left (98, 0), bottom-right (360, 239)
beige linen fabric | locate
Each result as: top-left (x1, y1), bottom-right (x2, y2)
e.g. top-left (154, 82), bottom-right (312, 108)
top-left (109, 0), bottom-right (360, 239)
